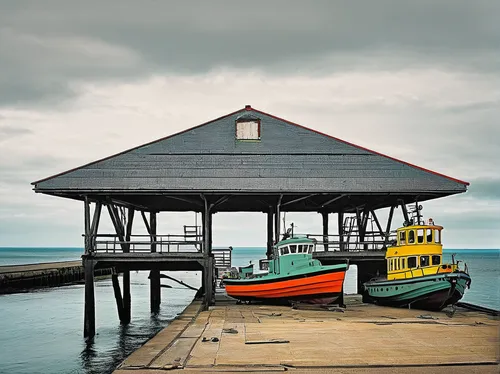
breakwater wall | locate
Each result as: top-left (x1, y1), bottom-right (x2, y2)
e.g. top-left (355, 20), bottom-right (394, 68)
top-left (0, 261), bottom-right (112, 294)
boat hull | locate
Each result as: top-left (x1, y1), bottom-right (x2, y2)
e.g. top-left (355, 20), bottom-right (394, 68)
top-left (224, 267), bottom-right (346, 303)
top-left (363, 271), bottom-right (471, 311)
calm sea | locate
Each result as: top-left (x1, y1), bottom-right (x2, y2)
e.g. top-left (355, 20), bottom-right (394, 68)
top-left (0, 247), bottom-right (498, 374)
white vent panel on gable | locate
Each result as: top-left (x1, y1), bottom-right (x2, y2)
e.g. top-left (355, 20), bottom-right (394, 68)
top-left (236, 121), bottom-right (260, 140)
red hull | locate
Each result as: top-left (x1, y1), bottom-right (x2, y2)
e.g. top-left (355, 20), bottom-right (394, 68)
top-left (224, 270), bottom-right (346, 302)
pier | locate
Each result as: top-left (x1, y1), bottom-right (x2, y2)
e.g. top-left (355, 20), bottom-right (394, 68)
top-left (31, 105), bottom-right (470, 340)
top-left (113, 293), bottom-right (499, 373)
top-left (0, 260), bottom-right (111, 293)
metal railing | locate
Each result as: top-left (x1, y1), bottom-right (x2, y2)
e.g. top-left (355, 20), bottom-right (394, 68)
top-left (212, 247), bottom-right (232, 269)
top-left (303, 232), bottom-right (397, 252)
top-left (88, 234), bottom-right (203, 254)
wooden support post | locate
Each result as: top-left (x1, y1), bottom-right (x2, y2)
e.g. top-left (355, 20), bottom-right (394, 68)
top-left (361, 208), bottom-right (369, 250)
top-left (202, 197), bottom-right (214, 307)
top-left (322, 212), bottom-right (329, 251)
top-left (338, 286), bottom-right (345, 308)
top-left (338, 211), bottom-right (344, 251)
top-left (84, 197), bottom-right (91, 254)
top-left (83, 258), bottom-right (95, 340)
top-left (274, 195), bottom-right (282, 244)
top-left (90, 202), bottom-right (102, 251)
top-left (370, 210), bottom-right (385, 239)
top-left (383, 205), bottom-right (396, 248)
top-left (149, 212), bottom-right (160, 312)
top-left (266, 207), bottom-right (274, 259)
top-left (122, 207), bottom-right (134, 324)
top-left (112, 272), bottom-right (125, 322)
top-left (399, 200), bottom-right (410, 224)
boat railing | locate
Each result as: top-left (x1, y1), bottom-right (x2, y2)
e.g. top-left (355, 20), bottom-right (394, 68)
top-left (87, 233), bottom-right (203, 254)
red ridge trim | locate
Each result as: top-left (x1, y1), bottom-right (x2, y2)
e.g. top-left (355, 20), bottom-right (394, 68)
top-left (33, 105), bottom-right (469, 187)
top-left (251, 108), bottom-right (470, 186)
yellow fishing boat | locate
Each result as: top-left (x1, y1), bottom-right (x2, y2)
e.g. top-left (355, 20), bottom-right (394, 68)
top-left (364, 215), bottom-right (471, 311)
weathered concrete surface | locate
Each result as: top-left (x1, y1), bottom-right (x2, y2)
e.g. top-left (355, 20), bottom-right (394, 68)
top-left (114, 294), bottom-right (499, 373)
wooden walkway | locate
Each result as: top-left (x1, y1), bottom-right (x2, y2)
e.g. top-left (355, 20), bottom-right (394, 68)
top-left (114, 294), bottom-right (499, 373)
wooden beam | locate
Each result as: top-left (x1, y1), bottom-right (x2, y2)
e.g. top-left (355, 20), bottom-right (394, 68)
top-left (322, 212), bottom-right (329, 251)
top-left (141, 210), bottom-right (151, 235)
top-left (267, 207), bottom-right (274, 259)
top-left (111, 272), bottom-right (125, 322)
top-left (150, 211), bottom-right (160, 312)
top-left (321, 194), bottom-right (346, 209)
top-left (83, 258), bottom-right (95, 340)
top-left (383, 205), bottom-right (396, 248)
top-left (202, 195), bottom-right (214, 308)
top-left (281, 194), bottom-right (317, 207)
top-left (124, 208), bottom-right (135, 253)
top-left (398, 199), bottom-right (410, 224)
top-left (370, 210), bottom-right (385, 238)
top-left (90, 202), bottom-right (102, 251)
top-left (338, 211), bottom-right (344, 251)
top-left (107, 204), bottom-right (126, 243)
top-left (164, 195), bottom-right (203, 207)
top-left (274, 195), bottom-right (282, 243)
top-left (84, 197), bottom-right (91, 254)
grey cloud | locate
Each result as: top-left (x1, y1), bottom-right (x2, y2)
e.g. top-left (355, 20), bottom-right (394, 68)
top-left (0, 125), bottom-right (32, 139)
top-left (468, 178), bottom-right (500, 200)
top-left (0, 1), bottom-right (499, 106)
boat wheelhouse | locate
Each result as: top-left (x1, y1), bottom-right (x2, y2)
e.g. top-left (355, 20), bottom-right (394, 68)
top-left (364, 216), bottom-right (471, 311)
top-left (224, 235), bottom-right (347, 304)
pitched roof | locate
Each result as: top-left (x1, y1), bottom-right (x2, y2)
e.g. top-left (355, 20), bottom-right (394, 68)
top-left (33, 106), bottom-right (468, 197)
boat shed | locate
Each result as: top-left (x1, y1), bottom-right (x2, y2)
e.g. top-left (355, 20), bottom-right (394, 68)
top-left (32, 105), bottom-right (468, 340)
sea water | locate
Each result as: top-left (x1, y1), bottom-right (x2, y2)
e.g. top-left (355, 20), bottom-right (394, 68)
top-left (0, 247), bottom-right (498, 374)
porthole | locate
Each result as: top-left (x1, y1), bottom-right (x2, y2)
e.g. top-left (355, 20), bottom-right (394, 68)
top-left (386, 288), bottom-right (389, 291)
top-left (395, 287), bottom-right (398, 290)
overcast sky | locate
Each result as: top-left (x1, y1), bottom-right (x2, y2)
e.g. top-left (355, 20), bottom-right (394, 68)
top-left (0, 1), bottom-right (499, 248)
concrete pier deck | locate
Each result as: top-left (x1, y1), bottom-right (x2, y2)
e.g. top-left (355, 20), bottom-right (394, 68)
top-left (114, 293), bottom-right (499, 373)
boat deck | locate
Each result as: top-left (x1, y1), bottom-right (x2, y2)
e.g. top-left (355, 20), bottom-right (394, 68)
top-left (114, 292), bottom-right (499, 373)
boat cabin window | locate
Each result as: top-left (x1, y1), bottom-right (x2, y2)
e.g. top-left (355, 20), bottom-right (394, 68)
top-left (426, 229), bottom-right (433, 243)
top-left (280, 246), bottom-right (290, 255)
top-left (399, 231), bottom-right (406, 245)
top-left (408, 256), bottom-right (417, 268)
top-left (401, 258), bottom-right (406, 269)
top-left (417, 229), bottom-right (424, 244)
top-left (435, 230), bottom-right (441, 243)
top-left (308, 245), bottom-right (314, 253)
top-left (408, 230), bottom-right (415, 244)
top-left (420, 255), bottom-right (430, 267)
top-left (388, 259), bottom-right (392, 271)
top-left (432, 255), bottom-right (441, 265)
top-left (289, 245), bottom-right (297, 253)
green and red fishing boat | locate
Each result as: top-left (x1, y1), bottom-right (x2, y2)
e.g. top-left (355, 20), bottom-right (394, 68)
top-left (224, 235), bottom-right (348, 304)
